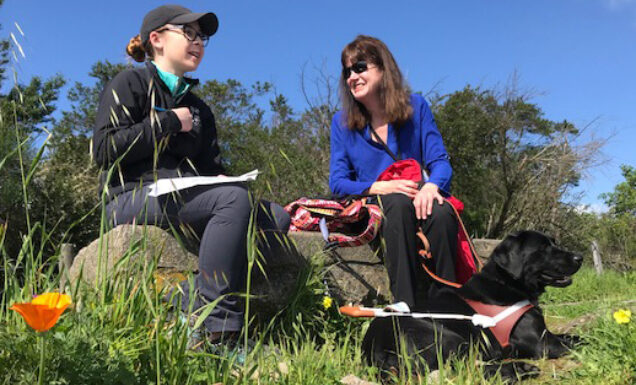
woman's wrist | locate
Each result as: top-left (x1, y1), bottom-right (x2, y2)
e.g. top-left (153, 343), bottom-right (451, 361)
top-left (368, 182), bottom-right (379, 195)
top-left (369, 181), bottom-right (389, 195)
top-left (420, 182), bottom-right (438, 192)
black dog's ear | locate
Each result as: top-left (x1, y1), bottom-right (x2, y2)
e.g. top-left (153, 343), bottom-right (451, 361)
top-left (491, 233), bottom-right (524, 280)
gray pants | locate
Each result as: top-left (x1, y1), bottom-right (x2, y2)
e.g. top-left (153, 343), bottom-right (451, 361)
top-left (106, 183), bottom-right (290, 333)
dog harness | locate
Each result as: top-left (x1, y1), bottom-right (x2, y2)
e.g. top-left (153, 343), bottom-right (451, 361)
top-left (339, 300), bottom-right (533, 337)
top-left (462, 299), bottom-right (534, 348)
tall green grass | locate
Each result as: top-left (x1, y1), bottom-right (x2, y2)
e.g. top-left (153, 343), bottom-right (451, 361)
top-left (1, 167), bottom-right (634, 385)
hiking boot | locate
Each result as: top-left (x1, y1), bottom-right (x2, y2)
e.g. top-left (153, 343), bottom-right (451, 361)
top-left (163, 309), bottom-right (208, 350)
top-left (207, 332), bottom-right (248, 364)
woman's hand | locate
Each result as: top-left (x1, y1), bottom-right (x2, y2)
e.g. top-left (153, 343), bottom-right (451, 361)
top-left (368, 180), bottom-right (419, 198)
top-left (172, 107), bottom-right (193, 133)
top-left (413, 182), bottom-right (444, 220)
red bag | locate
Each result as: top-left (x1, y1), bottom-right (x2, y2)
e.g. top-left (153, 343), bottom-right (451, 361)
top-left (445, 196), bottom-right (480, 285)
top-left (376, 159), bottom-right (424, 184)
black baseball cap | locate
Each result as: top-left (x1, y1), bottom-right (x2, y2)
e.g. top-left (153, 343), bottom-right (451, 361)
top-left (140, 5), bottom-right (218, 44)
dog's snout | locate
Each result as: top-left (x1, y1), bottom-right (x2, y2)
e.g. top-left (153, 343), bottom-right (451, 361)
top-left (572, 254), bottom-right (583, 264)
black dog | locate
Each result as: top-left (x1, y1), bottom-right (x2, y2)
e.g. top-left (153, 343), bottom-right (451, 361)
top-left (362, 230), bottom-right (583, 382)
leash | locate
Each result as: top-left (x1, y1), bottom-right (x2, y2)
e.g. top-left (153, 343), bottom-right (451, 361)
top-left (416, 229), bottom-right (462, 288)
top-left (339, 300), bottom-right (532, 329)
top-left (416, 198), bottom-right (484, 289)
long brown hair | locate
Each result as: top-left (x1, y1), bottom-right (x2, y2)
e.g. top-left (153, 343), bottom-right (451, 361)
top-left (339, 35), bottom-right (412, 130)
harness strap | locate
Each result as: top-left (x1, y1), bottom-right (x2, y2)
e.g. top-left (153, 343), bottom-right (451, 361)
top-left (490, 300), bottom-right (532, 324)
top-left (463, 298), bottom-right (534, 348)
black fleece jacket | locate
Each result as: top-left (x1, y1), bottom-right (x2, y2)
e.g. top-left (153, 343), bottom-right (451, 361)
top-left (92, 61), bottom-right (225, 200)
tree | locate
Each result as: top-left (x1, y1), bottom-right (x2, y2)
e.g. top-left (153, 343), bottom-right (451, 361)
top-left (601, 165), bottom-right (636, 217)
top-left (0, 14), bottom-right (65, 259)
top-left (34, 61), bottom-right (131, 248)
top-left (196, 78), bottom-right (331, 204)
top-left (431, 84), bottom-right (603, 238)
top-left (587, 164), bottom-right (636, 270)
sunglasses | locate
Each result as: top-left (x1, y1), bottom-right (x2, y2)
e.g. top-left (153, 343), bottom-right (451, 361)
top-left (343, 61), bottom-right (373, 79)
top-left (158, 24), bottom-right (210, 47)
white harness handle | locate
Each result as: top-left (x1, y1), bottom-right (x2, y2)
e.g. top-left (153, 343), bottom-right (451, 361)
top-left (354, 300), bottom-right (532, 329)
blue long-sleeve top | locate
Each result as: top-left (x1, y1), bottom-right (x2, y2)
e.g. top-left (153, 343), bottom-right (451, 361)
top-left (329, 93), bottom-right (452, 196)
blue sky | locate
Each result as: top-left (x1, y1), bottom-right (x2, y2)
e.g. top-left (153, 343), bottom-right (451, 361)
top-left (1, 0), bottom-right (634, 209)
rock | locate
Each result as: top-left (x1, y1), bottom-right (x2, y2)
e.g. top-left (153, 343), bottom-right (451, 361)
top-left (288, 232), bottom-right (390, 306)
top-left (277, 361), bottom-right (289, 375)
top-left (286, 232), bottom-right (501, 306)
top-left (426, 370), bottom-right (440, 385)
top-left (472, 239), bottom-right (500, 260)
top-left (69, 224), bottom-right (500, 317)
top-left (248, 229), bottom-right (308, 316)
top-left (69, 225), bottom-right (307, 319)
top-left (69, 224), bottom-right (199, 285)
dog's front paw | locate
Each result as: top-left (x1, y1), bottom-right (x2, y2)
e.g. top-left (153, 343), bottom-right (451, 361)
top-left (558, 333), bottom-right (585, 348)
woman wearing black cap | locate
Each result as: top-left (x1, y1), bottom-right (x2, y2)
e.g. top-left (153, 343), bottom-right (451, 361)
top-left (92, 5), bottom-right (290, 347)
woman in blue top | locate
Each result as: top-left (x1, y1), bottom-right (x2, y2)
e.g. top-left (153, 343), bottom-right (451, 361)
top-left (330, 35), bottom-right (457, 306)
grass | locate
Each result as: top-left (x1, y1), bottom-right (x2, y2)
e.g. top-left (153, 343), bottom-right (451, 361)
top-left (0, 146), bottom-right (634, 385)
top-left (1, 210), bottom-right (634, 385)
top-left (534, 268), bottom-right (636, 385)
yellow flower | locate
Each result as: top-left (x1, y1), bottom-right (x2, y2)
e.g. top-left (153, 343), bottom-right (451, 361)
top-left (613, 309), bottom-right (631, 324)
top-left (322, 296), bottom-right (333, 310)
top-left (10, 293), bottom-right (72, 332)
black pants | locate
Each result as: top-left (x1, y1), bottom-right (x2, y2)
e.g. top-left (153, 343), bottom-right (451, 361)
top-left (106, 184), bottom-right (290, 333)
top-left (375, 193), bottom-right (457, 307)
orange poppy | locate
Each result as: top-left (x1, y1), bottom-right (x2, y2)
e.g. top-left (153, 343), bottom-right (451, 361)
top-left (10, 292), bottom-right (72, 332)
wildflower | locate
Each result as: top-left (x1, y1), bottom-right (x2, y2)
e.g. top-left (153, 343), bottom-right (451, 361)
top-left (613, 309), bottom-right (631, 325)
top-left (322, 295), bottom-right (333, 310)
top-left (10, 292), bottom-right (71, 332)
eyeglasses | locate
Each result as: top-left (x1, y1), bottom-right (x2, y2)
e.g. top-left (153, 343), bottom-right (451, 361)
top-left (343, 61), bottom-right (374, 79)
top-left (157, 24), bottom-right (210, 47)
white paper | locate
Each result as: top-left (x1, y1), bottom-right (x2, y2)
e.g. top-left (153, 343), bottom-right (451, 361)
top-left (147, 169), bottom-right (259, 197)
